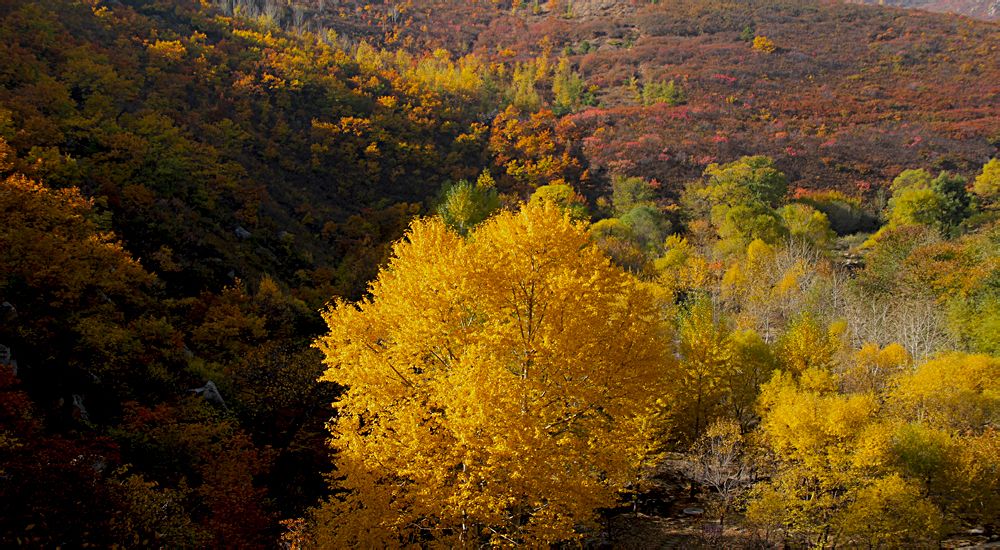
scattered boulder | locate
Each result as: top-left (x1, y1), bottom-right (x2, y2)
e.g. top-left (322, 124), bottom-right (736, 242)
top-left (191, 380), bottom-right (227, 409)
top-left (1, 301), bottom-right (16, 322)
top-left (235, 226), bottom-right (252, 240)
top-left (71, 394), bottom-right (90, 422)
top-left (0, 344), bottom-right (15, 375)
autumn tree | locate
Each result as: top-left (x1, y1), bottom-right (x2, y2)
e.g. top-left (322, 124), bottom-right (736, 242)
top-left (311, 202), bottom-right (672, 546)
top-left (437, 170), bottom-right (501, 234)
top-left (687, 419), bottom-right (758, 530)
top-left (673, 298), bottom-right (732, 443)
top-left (551, 55), bottom-right (592, 115)
top-left (683, 156), bottom-right (792, 254)
top-left (973, 158), bottom-right (999, 211)
top-left (778, 203), bottom-right (835, 248)
top-left (886, 353), bottom-right (1000, 529)
top-left (488, 105), bottom-right (583, 191)
top-left (747, 350), bottom-right (999, 546)
top-left (719, 239), bottom-right (832, 340)
top-left (0, 168), bottom-right (170, 401)
top-left (604, 175), bottom-right (673, 255)
top-left (589, 218), bottom-right (649, 273)
top-left (752, 35), bottom-right (777, 53)
top-left (691, 156), bottom-right (788, 212)
top-left (653, 235), bottom-right (715, 298)
top-left (528, 182), bottom-right (590, 221)
top-left (669, 297), bottom-right (775, 442)
top-left (640, 78), bottom-right (686, 106)
top-left (884, 169), bottom-right (972, 236)
top-left (747, 367), bottom-right (943, 547)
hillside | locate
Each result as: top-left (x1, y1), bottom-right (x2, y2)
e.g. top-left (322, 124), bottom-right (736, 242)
top-left (0, 0), bottom-right (997, 547)
top-left (848, 0), bottom-right (1000, 21)
top-left (0, 0), bottom-right (496, 544)
top-left (293, 0), bottom-right (999, 202)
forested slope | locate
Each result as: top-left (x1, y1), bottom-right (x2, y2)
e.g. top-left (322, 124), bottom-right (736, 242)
top-left (0, 0), bottom-right (497, 544)
top-left (293, 0), bottom-right (999, 199)
top-left (0, 0), bottom-right (997, 547)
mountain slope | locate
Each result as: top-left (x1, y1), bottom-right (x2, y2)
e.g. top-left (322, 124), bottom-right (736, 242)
top-left (847, 0), bottom-right (1000, 21)
top-left (297, 0), bottom-right (999, 201)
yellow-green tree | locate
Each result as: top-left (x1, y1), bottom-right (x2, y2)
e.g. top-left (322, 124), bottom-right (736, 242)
top-left (551, 56), bottom-right (590, 115)
top-left (973, 159), bottom-right (999, 210)
top-left (683, 156), bottom-right (790, 254)
top-left (311, 202), bottom-right (672, 546)
top-left (748, 351), bottom-right (999, 546)
top-left (437, 170), bottom-right (500, 235)
top-left (674, 298), bottom-right (732, 442)
top-left (881, 169), bottom-right (971, 237)
top-left (747, 367), bottom-right (942, 546)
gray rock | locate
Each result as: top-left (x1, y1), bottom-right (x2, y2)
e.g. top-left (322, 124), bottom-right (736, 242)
top-left (191, 380), bottom-right (227, 409)
top-left (235, 226), bottom-right (252, 240)
top-left (1, 301), bottom-right (16, 322)
top-left (0, 345), bottom-right (14, 376)
top-left (72, 394), bottom-right (90, 422)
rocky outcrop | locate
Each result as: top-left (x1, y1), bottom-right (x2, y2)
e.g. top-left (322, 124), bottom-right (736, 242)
top-left (191, 380), bottom-right (227, 409)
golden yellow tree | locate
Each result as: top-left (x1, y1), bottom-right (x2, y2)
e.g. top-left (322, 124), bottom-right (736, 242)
top-left (674, 298), bottom-right (732, 443)
top-left (312, 202), bottom-right (672, 546)
top-left (747, 351), bottom-right (999, 546)
top-left (747, 367), bottom-right (942, 547)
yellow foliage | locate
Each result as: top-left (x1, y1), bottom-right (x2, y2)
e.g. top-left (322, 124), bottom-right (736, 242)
top-left (655, 235), bottom-right (713, 294)
top-left (674, 299), bottom-right (733, 442)
top-left (775, 313), bottom-right (844, 375)
top-left (887, 352), bottom-right (999, 432)
top-left (750, 350), bottom-right (999, 545)
top-left (147, 39), bottom-right (187, 62)
top-left (745, 237), bottom-right (775, 267)
top-left (719, 237), bottom-right (823, 337)
top-left (313, 202), bottom-right (672, 546)
top-left (752, 35), bottom-right (777, 53)
top-left (772, 260), bottom-right (806, 298)
top-left (834, 474), bottom-right (944, 546)
top-left (751, 369), bottom-right (883, 544)
top-left (843, 342), bottom-right (912, 393)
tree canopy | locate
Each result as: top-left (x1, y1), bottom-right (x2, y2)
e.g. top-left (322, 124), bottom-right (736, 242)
top-left (312, 202), bottom-right (672, 546)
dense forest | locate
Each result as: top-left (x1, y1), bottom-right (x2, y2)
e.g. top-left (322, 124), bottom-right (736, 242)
top-left (0, 0), bottom-right (997, 547)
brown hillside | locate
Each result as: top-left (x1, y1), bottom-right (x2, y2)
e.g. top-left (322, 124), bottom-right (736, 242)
top-left (301, 0), bottom-right (999, 199)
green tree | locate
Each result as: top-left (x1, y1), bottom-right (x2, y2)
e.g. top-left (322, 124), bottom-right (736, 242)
top-left (885, 169), bottom-right (971, 236)
top-left (716, 203), bottom-right (788, 253)
top-left (437, 170), bottom-right (501, 235)
top-left (528, 182), bottom-right (590, 220)
top-left (551, 56), bottom-right (590, 115)
top-left (589, 218), bottom-right (647, 273)
top-left (612, 175), bottom-right (657, 216)
top-left (620, 205), bottom-right (671, 253)
top-left (779, 203), bottom-right (835, 248)
top-left (682, 156), bottom-right (791, 253)
top-left (641, 79), bottom-right (686, 106)
top-left (703, 156), bottom-right (788, 209)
